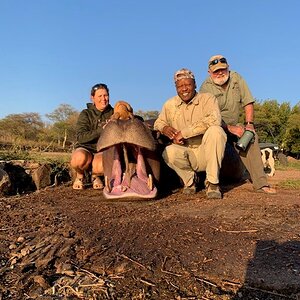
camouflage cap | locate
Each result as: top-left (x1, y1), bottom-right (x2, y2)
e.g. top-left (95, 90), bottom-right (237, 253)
top-left (174, 68), bottom-right (195, 82)
top-left (208, 55), bottom-right (229, 72)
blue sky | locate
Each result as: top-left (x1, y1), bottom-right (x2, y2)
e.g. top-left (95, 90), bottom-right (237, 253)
top-left (1, 0), bottom-right (299, 120)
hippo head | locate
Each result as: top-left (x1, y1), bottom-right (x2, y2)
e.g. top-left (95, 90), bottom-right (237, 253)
top-left (97, 118), bottom-right (160, 199)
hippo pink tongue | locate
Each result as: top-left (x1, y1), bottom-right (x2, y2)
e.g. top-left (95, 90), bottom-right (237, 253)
top-left (104, 180), bottom-right (157, 199)
top-left (104, 148), bottom-right (157, 199)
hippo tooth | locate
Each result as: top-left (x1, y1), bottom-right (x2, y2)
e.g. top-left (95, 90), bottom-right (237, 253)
top-left (147, 174), bottom-right (153, 191)
top-left (105, 176), bottom-right (112, 193)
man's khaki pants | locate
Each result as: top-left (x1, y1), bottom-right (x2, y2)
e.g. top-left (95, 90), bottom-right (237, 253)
top-left (236, 133), bottom-right (269, 190)
top-left (162, 126), bottom-right (227, 187)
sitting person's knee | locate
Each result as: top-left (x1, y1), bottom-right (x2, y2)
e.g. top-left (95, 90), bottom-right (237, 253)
top-left (71, 149), bottom-right (92, 169)
top-left (206, 125), bottom-right (226, 137)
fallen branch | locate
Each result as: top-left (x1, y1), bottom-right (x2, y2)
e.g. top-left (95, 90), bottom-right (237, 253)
top-left (0, 227), bottom-right (12, 231)
top-left (80, 268), bottom-right (101, 280)
top-left (118, 253), bottom-right (147, 269)
top-left (224, 229), bottom-right (258, 233)
top-left (58, 285), bottom-right (81, 297)
top-left (222, 279), bottom-right (242, 287)
top-left (165, 279), bottom-right (179, 290)
top-left (195, 276), bottom-right (217, 288)
top-left (259, 245), bottom-right (276, 251)
top-left (140, 278), bottom-right (156, 286)
top-left (210, 226), bottom-right (258, 233)
top-left (244, 285), bottom-right (294, 299)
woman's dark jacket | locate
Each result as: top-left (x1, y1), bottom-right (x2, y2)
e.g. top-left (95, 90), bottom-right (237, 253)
top-left (74, 103), bottom-right (114, 152)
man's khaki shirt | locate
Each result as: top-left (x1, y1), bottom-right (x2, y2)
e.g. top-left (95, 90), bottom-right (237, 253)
top-left (199, 71), bottom-right (255, 125)
top-left (154, 92), bottom-right (222, 147)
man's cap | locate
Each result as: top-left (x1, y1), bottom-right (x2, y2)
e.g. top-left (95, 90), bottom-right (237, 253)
top-left (208, 55), bottom-right (229, 72)
top-left (174, 68), bottom-right (195, 82)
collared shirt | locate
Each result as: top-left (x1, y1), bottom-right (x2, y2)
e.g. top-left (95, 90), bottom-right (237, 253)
top-left (199, 71), bottom-right (255, 125)
top-left (154, 92), bottom-right (221, 147)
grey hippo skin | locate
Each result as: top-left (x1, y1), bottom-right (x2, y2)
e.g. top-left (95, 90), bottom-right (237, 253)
top-left (97, 118), bottom-right (160, 199)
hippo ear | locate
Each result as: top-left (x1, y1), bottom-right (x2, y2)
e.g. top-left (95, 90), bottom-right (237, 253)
top-left (125, 102), bottom-right (133, 113)
top-left (124, 119), bottom-right (156, 151)
top-left (97, 120), bottom-right (124, 152)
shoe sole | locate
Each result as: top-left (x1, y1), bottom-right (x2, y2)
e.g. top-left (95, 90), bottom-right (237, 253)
top-left (256, 187), bottom-right (276, 194)
top-left (183, 188), bottom-right (197, 195)
top-left (207, 192), bottom-right (222, 199)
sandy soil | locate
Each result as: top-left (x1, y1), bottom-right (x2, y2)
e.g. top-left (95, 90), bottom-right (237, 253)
top-left (0, 169), bottom-right (299, 299)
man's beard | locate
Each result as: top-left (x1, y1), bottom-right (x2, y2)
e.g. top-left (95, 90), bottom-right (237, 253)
top-left (212, 73), bottom-right (229, 86)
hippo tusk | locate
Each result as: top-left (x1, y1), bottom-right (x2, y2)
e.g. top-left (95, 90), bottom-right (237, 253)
top-left (104, 175), bottom-right (111, 193)
top-left (147, 174), bottom-right (153, 191)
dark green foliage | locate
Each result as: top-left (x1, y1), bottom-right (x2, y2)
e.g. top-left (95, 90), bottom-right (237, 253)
top-left (254, 100), bottom-right (299, 156)
top-left (135, 110), bottom-right (159, 121)
top-left (0, 102), bottom-right (299, 156)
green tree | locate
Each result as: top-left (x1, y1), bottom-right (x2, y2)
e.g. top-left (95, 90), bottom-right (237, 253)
top-left (0, 112), bottom-right (44, 143)
top-left (283, 104), bottom-right (300, 157)
top-left (135, 110), bottom-right (159, 120)
top-left (254, 100), bottom-right (291, 146)
top-left (46, 104), bottom-right (79, 149)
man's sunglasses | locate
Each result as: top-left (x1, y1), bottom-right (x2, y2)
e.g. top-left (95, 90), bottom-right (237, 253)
top-left (209, 57), bottom-right (227, 66)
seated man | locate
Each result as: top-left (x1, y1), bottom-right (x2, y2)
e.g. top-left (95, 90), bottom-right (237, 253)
top-left (154, 68), bottom-right (227, 199)
top-left (199, 55), bottom-right (276, 194)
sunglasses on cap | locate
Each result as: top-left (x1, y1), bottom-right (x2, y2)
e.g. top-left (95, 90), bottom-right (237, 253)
top-left (92, 83), bottom-right (107, 91)
top-left (209, 57), bottom-right (227, 66)
top-left (91, 83), bottom-right (109, 95)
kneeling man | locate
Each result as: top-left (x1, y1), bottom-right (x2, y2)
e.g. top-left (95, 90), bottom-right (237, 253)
top-left (154, 68), bottom-right (227, 199)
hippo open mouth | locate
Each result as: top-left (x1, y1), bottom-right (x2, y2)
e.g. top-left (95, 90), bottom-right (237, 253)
top-left (97, 118), bottom-right (160, 199)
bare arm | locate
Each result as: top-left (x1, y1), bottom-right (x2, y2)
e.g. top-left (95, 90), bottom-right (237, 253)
top-left (226, 103), bottom-right (255, 137)
top-left (244, 103), bottom-right (255, 131)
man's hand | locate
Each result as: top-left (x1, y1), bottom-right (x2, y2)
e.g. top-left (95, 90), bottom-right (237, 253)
top-left (245, 123), bottom-right (255, 132)
top-left (173, 131), bottom-right (185, 145)
top-left (162, 126), bottom-right (179, 140)
top-left (227, 124), bottom-right (245, 138)
top-left (162, 126), bottom-right (185, 145)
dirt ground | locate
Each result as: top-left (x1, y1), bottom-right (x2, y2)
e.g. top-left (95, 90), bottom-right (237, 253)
top-left (0, 169), bottom-right (299, 300)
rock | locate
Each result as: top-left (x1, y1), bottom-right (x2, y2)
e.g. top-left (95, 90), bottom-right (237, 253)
top-left (9, 244), bottom-right (17, 250)
top-left (33, 275), bottom-right (50, 289)
top-left (278, 153), bottom-right (288, 166)
top-left (3, 163), bottom-right (36, 195)
top-left (55, 261), bottom-right (75, 276)
top-left (17, 236), bottom-right (25, 243)
top-left (31, 164), bottom-right (52, 190)
top-left (0, 167), bottom-right (11, 194)
top-left (0, 160), bottom-right (72, 196)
